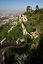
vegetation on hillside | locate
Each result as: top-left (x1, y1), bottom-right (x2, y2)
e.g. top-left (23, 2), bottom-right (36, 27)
top-left (0, 23), bottom-right (11, 41)
top-left (24, 8), bottom-right (43, 34)
top-left (0, 5), bottom-right (43, 64)
top-left (5, 22), bottom-right (23, 44)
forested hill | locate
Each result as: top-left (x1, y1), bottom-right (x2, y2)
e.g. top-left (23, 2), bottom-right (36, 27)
top-left (23, 8), bottom-right (43, 64)
top-left (24, 8), bottom-right (43, 35)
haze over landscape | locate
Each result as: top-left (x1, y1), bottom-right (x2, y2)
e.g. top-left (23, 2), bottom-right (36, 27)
top-left (0, 0), bottom-right (43, 13)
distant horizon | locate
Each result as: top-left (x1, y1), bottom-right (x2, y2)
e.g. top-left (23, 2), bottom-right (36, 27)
top-left (0, 0), bottom-right (43, 11)
top-left (0, 9), bottom-right (25, 14)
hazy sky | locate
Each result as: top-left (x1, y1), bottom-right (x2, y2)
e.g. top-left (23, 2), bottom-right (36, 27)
top-left (0, 0), bottom-right (43, 10)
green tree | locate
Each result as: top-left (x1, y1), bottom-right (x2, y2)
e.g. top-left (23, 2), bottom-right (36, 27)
top-left (35, 5), bottom-right (39, 13)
